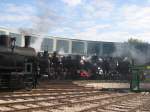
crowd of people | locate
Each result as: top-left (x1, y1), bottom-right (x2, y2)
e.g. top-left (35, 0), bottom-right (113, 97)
top-left (37, 51), bottom-right (132, 81)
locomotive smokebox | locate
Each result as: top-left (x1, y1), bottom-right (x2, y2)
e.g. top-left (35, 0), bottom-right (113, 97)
top-left (0, 35), bottom-right (10, 47)
top-left (24, 35), bottom-right (31, 47)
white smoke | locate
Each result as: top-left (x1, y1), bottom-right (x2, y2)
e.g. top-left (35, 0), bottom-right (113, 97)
top-left (58, 48), bottom-right (65, 55)
top-left (19, 0), bottom-right (61, 52)
top-left (113, 43), bottom-right (150, 65)
top-left (31, 35), bottom-right (43, 52)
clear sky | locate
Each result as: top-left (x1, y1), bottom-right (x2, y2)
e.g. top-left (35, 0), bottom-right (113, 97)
top-left (1, 0), bottom-right (150, 42)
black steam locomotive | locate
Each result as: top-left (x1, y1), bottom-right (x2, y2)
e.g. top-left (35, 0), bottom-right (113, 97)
top-left (0, 35), bottom-right (38, 90)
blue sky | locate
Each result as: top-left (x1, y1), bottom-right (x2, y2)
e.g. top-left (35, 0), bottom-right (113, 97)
top-left (1, 0), bottom-right (150, 42)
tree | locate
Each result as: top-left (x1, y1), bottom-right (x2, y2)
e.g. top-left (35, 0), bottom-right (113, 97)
top-left (127, 38), bottom-right (149, 53)
top-left (127, 38), bottom-right (148, 44)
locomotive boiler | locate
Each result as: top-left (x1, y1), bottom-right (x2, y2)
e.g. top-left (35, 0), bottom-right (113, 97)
top-left (0, 35), bottom-right (37, 90)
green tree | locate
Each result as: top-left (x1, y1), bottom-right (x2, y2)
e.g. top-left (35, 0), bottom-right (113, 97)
top-left (127, 38), bottom-right (149, 53)
top-left (127, 38), bottom-right (145, 44)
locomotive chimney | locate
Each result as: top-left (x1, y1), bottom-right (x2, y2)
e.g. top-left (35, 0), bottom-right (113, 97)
top-left (24, 35), bottom-right (31, 47)
top-left (0, 35), bottom-right (11, 47)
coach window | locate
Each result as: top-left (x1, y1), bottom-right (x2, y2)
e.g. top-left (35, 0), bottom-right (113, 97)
top-left (72, 41), bottom-right (84, 55)
top-left (87, 42), bottom-right (100, 56)
top-left (0, 30), bottom-right (6, 35)
top-left (41, 38), bottom-right (53, 52)
top-left (56, 39), bottom-right (69, 54)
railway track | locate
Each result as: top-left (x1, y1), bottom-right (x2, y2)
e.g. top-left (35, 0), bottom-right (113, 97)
top-left (78, 92), bottom-right (150, 112)
top-left (0, 92), bottom-right (135, 112)
top-left (0, 81), bottom-right (149, 112)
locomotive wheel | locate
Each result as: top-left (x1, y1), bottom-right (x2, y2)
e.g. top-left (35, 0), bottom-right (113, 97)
top-left (9, 74), bottom-right (24, 90)
top-left (24, 75), bottom-right (34, 91)
top-left (25, 83), bottom-right (33, 91)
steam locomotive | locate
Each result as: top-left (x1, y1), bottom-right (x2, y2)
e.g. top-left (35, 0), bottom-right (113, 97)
top-left (0, 35), bottom-right (38, 90)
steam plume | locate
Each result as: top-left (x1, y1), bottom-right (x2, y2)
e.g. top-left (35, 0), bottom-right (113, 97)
top-left (19, 0), bottom-right (61, 52)
top-left (113, 43), bottom-right (150, 65)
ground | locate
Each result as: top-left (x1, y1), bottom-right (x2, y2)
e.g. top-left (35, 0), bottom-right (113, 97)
top-left (0, 80), bottom-right (150, 112)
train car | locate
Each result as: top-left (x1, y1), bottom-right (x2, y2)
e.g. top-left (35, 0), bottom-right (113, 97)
top-left (0, 35), bottom-right (38, 90)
